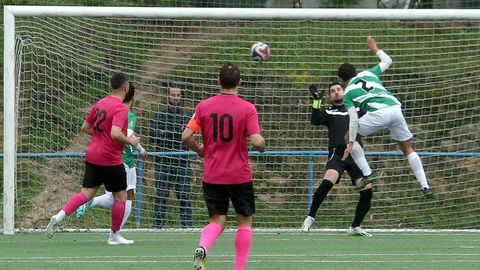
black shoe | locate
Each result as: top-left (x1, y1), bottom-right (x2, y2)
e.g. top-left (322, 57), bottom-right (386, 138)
top-left (421, 187), bottom-right (434, 199)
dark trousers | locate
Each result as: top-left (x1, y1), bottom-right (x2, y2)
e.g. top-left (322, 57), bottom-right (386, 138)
top-left (153, 162), bottom-right (193, 228)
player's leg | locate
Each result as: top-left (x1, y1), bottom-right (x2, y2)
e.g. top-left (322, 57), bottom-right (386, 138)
top-left (76, 191), bottom-right (114, 219)
top-left (47, 161), bottom-right (101, 238)
top-left (194, 183), bottom-right (228, 270)
top-left (389, 105), bottom-right (432, 198)
top-left (121, 164), bottom-right (137, 228)
top-left (302, 153), bottom-right (341, 232)
top-left (398, 140), bottom-right (433, 198)
top-left (153, 163), bottom-right (171, 229)
top-left (235, 214), bottom-right (253, 270)
top-left (104, 164), bottom-right (132, 245)
top-left (346, 160), bottom-right (373, 237)
top-left (230, 182), bottom-right (255, 270)
top-left (175, 165), bottom-right (193, 228)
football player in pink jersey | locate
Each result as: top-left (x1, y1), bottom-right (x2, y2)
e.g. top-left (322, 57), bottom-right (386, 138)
top-left (182, 63), bottom-right (265, 270)
top-left (46, 73), bottom-right (140, 245)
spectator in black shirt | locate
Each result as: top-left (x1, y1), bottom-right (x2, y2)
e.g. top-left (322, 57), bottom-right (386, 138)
top-left (150, 86), bottom-right (193, 228)
top-left (302, 83), bottom-right (373, 237)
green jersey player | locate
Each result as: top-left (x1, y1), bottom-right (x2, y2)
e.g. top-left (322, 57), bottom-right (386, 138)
top-left (338, 36), bottom-right (433, 198)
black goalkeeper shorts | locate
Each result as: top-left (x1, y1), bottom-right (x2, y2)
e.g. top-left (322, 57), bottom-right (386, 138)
top-left (325, 149), bottom-right (363, 185)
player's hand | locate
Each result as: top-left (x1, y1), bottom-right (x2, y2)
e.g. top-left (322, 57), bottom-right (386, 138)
top-left (367, 36), bottom-right (379, 53)
top-left (197, 144), bottom-right (204, 158)
top-left (129, 136), bottom-right (140, 146)
top-left (140, 149), bottom-right (147, 159)
top-left (309, 84), bottom-right (325, 109)
top-left (341, 142), bottom-right (353, 161)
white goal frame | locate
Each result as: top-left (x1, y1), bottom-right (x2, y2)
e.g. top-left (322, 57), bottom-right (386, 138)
top-left (3, 6), bottom-right (480, 235)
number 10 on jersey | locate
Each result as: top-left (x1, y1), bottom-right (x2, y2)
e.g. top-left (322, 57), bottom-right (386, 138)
top-left (210, 113), bottom-right (233, 142)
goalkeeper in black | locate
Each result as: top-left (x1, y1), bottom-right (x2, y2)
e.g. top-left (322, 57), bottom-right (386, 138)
top-left (302, 83), bottom-right (373, 237)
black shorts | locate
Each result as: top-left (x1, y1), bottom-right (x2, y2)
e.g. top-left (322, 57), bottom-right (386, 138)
top-left (325, 149), bottom-right (363, 185)
top-left (83, 161), bottom-right (127, 192)
top-left (203, 181), bottom-right (255, 217)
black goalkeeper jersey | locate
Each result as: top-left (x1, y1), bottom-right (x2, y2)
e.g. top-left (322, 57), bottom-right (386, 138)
top-left (311, 104), bottom-right (366, 152)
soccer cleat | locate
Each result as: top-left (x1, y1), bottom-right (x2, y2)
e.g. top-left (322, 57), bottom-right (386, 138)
top-left (76, 200), bottom-right (93, 219)
top-left (355, 174), bottom-right (376, 191)
top-left (193, 246), bottom-right (206, 270)
top-left (421, 187), bottom-right (434, 199)
top-left (107, 233), bottom-right (135, 245)
top-left (347, 226), bottom-right (372, 237)
top-left (46, 216), bottom-right (59, 238)
top-left (302, 216), bottom-right (315, 232)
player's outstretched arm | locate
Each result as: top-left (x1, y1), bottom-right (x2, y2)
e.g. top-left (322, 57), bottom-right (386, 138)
top-left (367, 36), bottom-right (392, 73)
top-left (182, 127), bottom-right (204, 157)
top-left (250, 134), bottom-right (266, 153)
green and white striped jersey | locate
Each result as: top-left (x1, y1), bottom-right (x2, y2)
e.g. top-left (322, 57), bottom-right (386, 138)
top-left (343, 64), bottom-right (400, 112)
top-left (122, 110), bottom-right (137, 169)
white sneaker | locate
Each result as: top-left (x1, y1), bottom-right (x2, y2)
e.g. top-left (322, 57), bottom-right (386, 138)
top-left (46, 216), bottom-right (59, 238)
top-left (302, 216), bottom-right (315, 232)
top-left (107, 233), bottom-right (134, 245)
top-left (347, 226), bottom-right (372, 237)
top-left (193, 246), bottom-right (206, 270)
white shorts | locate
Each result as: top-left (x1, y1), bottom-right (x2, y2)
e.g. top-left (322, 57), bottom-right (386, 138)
top-left (358, 105), bottom-right (413, 142)
top-left (105, 164), bottom-right (137, 196)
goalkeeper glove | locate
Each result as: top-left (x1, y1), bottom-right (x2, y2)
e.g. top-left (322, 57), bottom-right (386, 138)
top-left (309, 84), bottom-right (324, 109)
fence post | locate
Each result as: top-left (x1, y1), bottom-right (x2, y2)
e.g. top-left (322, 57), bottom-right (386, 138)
top-left (307, 156), bottom-right (315, 213)
top-left (135, 158), bottom-right (144, 228)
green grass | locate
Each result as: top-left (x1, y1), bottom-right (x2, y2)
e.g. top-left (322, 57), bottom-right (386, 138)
top-left (0, 232), bottom-right (479, 270)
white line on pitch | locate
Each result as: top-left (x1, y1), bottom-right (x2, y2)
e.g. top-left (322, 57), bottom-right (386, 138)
top-left (1, 253), bottom-right (479, 261)
top-left (1, 260), bottom-right (480, 264)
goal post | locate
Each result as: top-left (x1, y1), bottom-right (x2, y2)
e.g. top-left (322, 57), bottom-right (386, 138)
top-left (4, 6), bottom-right (480, 235)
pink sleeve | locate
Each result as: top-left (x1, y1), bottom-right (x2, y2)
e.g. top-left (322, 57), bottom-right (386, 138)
top-left (112, 105), bottom-right (128, 128)
top-left (85, 105), bottom-right (96, 125)
top-left (246, 104), bottom-right (261, 135)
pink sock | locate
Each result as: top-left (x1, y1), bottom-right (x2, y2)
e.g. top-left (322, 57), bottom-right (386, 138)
top-left (198, 223), bottom-right (223, 253)
top-left (62, 192), bottom-right (89, 215)
top-left (111, 199), bottom-right (126, 232)
top-left (234, 226), bottom-right (252, 270)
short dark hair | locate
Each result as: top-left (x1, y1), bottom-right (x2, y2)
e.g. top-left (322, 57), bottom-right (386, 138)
top-left (123, 82), bottom-right (135, 103)
top-left (219, 62), bottom-right (241, 89)
top-left (111, 72), bottom-right (129, 90)
top-left (338, 63), bottom-right (357, 82)
top-left (328, 82), bottom-right (342, 90)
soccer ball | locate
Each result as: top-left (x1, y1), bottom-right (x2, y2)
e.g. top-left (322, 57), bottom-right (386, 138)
top-left (251, 42), bottom-right (270, 61)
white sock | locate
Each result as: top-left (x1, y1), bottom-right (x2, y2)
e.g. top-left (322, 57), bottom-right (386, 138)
top-left (407, 152), bottom-right (429, 189)
top-left (350, 141), bottom-right (373, 176)
top-left (121, 200), bottom-right (132, 228)
top-left (92, 193), bottom-right (114, 208)
top-left (54, 210), bottom-right (66, 222)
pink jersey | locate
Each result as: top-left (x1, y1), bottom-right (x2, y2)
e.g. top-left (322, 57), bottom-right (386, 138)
top-left (190, 94), bottom-right (261, 184)
top-left (85, 96), bottom-right (128, 166)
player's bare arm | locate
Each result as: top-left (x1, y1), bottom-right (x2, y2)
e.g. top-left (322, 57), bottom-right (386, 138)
top-left (182, 127), bottom-right (204, 157)
top-left (80, 121), bottom-right (94, 136)
top-left (342, 106), bottom-right (359, 161)
top-left (111, 125), bottom-right (140, 146)
top-left (368, 36), bottom-right (392, 72)
top-left (250, 134), bottom-right (266, 153)
top-left (367, 35), bottom-right (379, 54)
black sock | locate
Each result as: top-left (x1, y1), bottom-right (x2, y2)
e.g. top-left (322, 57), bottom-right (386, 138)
top-left (308, 180), bottom-right (334, 218)
top-left (352, 188), bottom-right (373, 228)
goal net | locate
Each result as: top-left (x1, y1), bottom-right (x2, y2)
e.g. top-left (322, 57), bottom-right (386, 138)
top-left (3, 7), bottom-right (480, 233)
